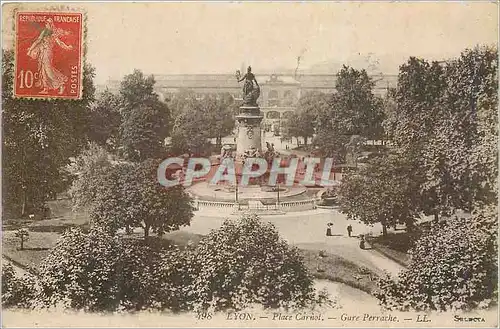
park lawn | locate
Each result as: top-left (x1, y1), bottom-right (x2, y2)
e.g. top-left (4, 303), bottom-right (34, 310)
top-left (369, 242), bottom-right (410, 267)
top-left (2, 230), bottom-right (60, 273)
top-left (298, 249), bottom-right (379, 295)
top-left (3, 199), bottom-right (90, 232)
top-left (164, 230), bottom-right (379, 295)
top-left (43, 199), bottom-right (90, 227)
top-left (162, 230), bottom-right (204, 246)
top-left (368, 232), bottom-right (414, 267)
top-left (3, 200), bottom-right (381, 298)
top-left (2, 228), bottom-right (379, 297)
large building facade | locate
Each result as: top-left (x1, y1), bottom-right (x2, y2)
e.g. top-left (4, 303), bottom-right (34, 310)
top-left (101, 72), bottom-right (397, 134)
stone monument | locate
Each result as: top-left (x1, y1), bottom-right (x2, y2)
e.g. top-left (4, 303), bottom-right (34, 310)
top-left (235, 66), bottom-right (264, 159)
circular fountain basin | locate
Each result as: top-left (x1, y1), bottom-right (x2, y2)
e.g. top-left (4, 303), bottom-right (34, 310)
top-left (187, 182), bottom-right (306, 201)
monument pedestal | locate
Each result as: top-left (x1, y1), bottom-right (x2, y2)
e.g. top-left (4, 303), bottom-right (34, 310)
top-left (235, 105), bottom-right (264, 157)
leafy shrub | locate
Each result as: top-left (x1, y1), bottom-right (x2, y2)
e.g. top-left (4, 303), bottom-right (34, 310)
top-left (36, 227), bottom-right (123, 311)
top-left (376, 206), bottom-right (498, 311)
top-left (35, 227), bottom-right (191, 312)
top-left (27, 215), bottom-right (331, 313)
top-left (117, 239), bottom-right (192, 311)
top-left (153, 246), bottom-right (197, 311)
top-left (188, 214), bottom-right (315, 311)
top-left (2, 263), bottom-right (36, 308)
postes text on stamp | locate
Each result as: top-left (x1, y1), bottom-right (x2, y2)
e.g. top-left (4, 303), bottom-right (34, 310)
top-left (14, 11), bottom-right (84, 99)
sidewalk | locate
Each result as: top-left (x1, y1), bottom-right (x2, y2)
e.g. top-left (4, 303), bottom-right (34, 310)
top-left (186, 209), bottom-right (404, 277)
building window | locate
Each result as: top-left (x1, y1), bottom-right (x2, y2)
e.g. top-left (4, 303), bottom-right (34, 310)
top-left (283, 90), bottom-right (296, 106)
top-left (268, 90), bottom-right (279, 107)
top-left (266, 111), bottom-right (280, 119)
top-left (282, 111), bottom-right (294, 120)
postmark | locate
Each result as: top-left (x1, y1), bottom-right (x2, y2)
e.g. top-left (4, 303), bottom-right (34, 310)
top-left (14, 11), bottom-right (84, 99)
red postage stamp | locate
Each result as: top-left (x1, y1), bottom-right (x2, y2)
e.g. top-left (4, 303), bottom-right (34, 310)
top-left (14, 11), bottom-right (84, 99)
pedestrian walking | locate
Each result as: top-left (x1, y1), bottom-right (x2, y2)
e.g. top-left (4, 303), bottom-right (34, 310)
top-left (326, 222), bottom-right (333, 236)
top-left (359, 235), bottom-right (365, 250)
top-left (347, 224), bottom-right (353, 237)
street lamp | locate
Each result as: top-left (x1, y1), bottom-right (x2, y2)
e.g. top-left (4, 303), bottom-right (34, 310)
top-left (277, 181), bottom-right (280, 208)
top-left (235, 159), bottom-right (242, 210)
top-left (235, 178), bottom-right (238, 204)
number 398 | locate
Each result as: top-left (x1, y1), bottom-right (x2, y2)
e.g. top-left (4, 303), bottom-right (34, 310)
top-left (17, 70), bottom-right (39, 88)
top-left (197, 312), bottom-right (213, 320)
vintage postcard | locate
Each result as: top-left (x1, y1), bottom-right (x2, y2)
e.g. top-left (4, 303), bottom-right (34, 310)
top-left (1, 1), bottom-right (498, 328)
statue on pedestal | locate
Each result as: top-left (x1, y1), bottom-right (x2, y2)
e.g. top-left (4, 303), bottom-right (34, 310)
top-left (236, 66), bottom-right (260, 106)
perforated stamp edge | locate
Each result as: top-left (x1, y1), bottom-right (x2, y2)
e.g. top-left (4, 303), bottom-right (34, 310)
top-left (11, 5), bottom-right (87, 101)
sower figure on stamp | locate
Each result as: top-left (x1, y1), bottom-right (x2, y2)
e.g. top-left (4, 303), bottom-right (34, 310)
top-left (27, 18), bottom-right (73, 95)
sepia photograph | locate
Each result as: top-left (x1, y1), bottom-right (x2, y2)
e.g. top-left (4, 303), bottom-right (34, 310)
top-left (1, 1), bottom-right (498, 327)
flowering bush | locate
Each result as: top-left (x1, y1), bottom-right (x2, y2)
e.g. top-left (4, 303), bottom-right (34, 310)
top-left (189, 214), bottom-right (315, 311)
top-left (376, 206), bottom-right (498, 311)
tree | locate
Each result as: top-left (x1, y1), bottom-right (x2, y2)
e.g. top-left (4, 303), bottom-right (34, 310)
top-left (166, 88), bottom-right (197, 118)
top-left (283, 111), bottom-right (315, 146)
top-left (364, 97), bottom-right (385, 141)
top-left (67, 143), bottom-right (113, 211)
top-left (373, 48), bottom-right (498, 312)
top-left (338, 155), bottom-right (420, 235)
top-left (168, 91), bottom-right (209, 155)
top-left (119, 70), bottom-right (170, 162)
top-left (377, 204), bottom-right (498, 311)
top-left (314, 129), bottom-right (350, 163)
top-left (15, 228), bottom-right (30, 250)
top-left (387, 57), bottom-right (446, 156)
top-left (88, 90), bottom-right (122, 150)
top-left (204, 93), bottom-right (237, 149)
top-left (331, 66), bottom-right (382, 136)
top-left (170, 111), bottom-right (212, 155)
top-left (2, 49), bottom-right (96, 218)
top-left (120, 240), bottom-right (194, 311)
top-left (189, 214), bottom-right (316, 311)
top-left (283, 92), bottom-right (325, 146)
top-left (90, 159), bottom-right (194, 238)
top-left (313, 66), bottom-right (383, 159)
top-left (388, 47), bottom-right (498, 220)
top-left (388, 57), bottom-right (457, 221)
top-left (345, 135), bottom-right (367, 167)
top-left (169, 93), bottom-right (236, 155)
top-left (434, 47), bottom-right (498, 210)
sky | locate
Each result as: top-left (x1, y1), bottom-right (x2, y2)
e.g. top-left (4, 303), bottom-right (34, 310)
top-left (3, 2), bottom-right (498, 84)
